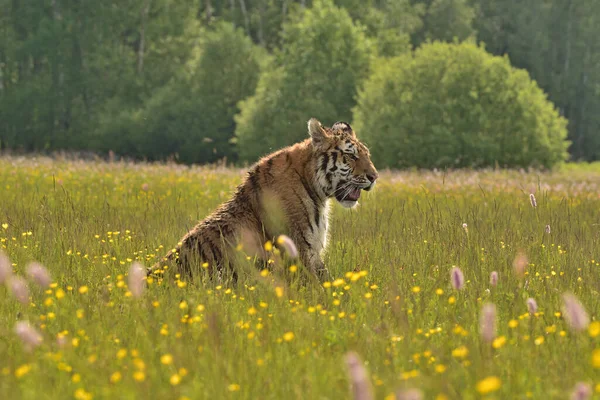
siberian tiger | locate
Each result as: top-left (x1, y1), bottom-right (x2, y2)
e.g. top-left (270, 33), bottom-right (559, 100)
top-left (149, 118), bottom-right (378, 282)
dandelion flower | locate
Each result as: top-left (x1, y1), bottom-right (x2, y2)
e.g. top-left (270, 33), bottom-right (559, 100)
top-left (451, 346), bottom-right (468, 359)
top-left (492, 336), bottom-right (506, 349)
top-left (0, 251), bottom-right (13, 284)
top-left (526, 298), bottom-right (538, 315)
top-left (170, 373), bottom-right (181, 386)
top-left (570, 382), bottom-right (592, 400)
top-left (283, 332), bottom-right (294, 342)
top-left (480, 303), bottom-right (497, 343)
top-left (476, 376), bottom-right (501, 394)
top-left (128, 262), bottom-right (146, 298)
top-left (9, 276), bottom-right (30, 305)
top-left (450, 266), bottom-right (464, 290)
top-left (344, 352), bottom-right (373, 400)
top-left (489, 271), bottom-right (498, 287)
top-left (26, 262), bottom-right (52, 289)
top-left (591, 349), bottom-right (600, 368)
top-left (14, 321), bottom-right (43, 351)
top-left (110, 371), bottom-right (122, 383)
top-left (133, 371), bottom-right (145, 382)
top-left (588, 322), bottom-right (600, 338)
top-left (562, 293), bottom-right (589, 332)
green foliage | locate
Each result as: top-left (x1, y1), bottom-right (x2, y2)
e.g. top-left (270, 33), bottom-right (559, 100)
top-left (474, 0), bottom-right (600, 161)
top-left (420, 0), bottom-right (476, 43)
top-left (98, 22), bottom-right (263, 164)
top-left (235, 0), bottom-right (372, 162)
top-left (353, 41), bottom-right (570, 169)
top-left (2, 0), bottom-right (600, 165)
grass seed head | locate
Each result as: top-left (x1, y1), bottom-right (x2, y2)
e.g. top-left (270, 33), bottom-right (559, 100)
top-left (526, 298), bottom-right (538, 315)
top-left (14, 321), bottom-right (43, 351)
top-left (9, 276), bottom-right (30, 305)
top-left (396, 388), bottom-right (423, 400)
top-left (480, 303), bottom-right (497, 343)
top-left (26, 262), bottom-right (52, 289)
top-left (128, 262), bottom-right (146, 298)
top-left (344, 352), bottom-right (373, 400)
top-left (570, 382), bottom-right (592, 400)
top-left (276, 235), bottom-right (298, 259)
top-left (490, 271), bottom-right (498, 287)
top-left (513, 251), bottom-right (528, 278)
top-left (450, 266), bottom-right (465, 290)
top-left (529, 193), bottom-right (537, 208)
top-left (562, 293), bottom-right (589, 332)
top-left (0, 251), bottom-right (12, 284)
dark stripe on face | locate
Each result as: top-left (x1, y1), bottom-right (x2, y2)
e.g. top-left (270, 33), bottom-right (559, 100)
top-left (330, 152), bottom-right (338, 172)
top-left (321, 153), bottom-right (329, 172)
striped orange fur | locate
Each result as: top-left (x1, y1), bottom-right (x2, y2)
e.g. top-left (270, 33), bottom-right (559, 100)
top-left (150, 118), bottom-right (378, 282)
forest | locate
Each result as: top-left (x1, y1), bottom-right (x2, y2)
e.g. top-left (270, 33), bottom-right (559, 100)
top-left (1, 0), bottom-right (598, 168)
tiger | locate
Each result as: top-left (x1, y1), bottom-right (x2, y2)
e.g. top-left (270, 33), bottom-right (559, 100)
top-left (149, 118), bottom-right (378, 282)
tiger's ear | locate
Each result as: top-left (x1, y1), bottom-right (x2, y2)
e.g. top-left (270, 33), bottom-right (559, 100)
top-left (331, 121), bottom-right (356, 138)
top-left (308, 118), bottom-right (330, 146)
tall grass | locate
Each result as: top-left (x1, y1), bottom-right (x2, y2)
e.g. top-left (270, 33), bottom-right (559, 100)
top-left (1, 156), bottom-right (600, 399)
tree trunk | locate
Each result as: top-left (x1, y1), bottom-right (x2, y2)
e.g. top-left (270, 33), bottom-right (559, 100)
top-left (239, 0), bottom-right (250, 34)
top-left (206, 0), bottom-right (212, 24)
top-left (258, 0), bottom-right (265, 46)
top-left (138, 0), bottom-right (151, 75)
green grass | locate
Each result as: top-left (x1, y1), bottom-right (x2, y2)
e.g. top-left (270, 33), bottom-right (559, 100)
top-left (2, 157), bottom-right (600, 399)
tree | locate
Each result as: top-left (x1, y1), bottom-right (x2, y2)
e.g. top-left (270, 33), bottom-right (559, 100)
top-left (97, 21), bottom-right (263, 164)
top-left (474, 0), bottom-right (600, 161)
top-left (234, 0), bottom-right (372, 162)
top-left (353, 41), bottom-right (570, 169)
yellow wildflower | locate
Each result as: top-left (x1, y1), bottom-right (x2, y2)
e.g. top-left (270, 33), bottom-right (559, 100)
top-left (476, 376), bottom-right (501, 394)
top-left (492, 336), bottom-right (507, 349)
top-left (589, 321), bottom-right (600, 337)
top-left (110, 372), bottom-right (122, 383)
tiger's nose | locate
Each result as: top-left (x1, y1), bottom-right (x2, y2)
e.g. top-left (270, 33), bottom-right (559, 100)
top-left (366, 172), bottom-right (378, 183)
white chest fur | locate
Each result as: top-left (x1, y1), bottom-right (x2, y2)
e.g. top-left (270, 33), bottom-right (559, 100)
top-left (309, 200), bottom-right (331, 256)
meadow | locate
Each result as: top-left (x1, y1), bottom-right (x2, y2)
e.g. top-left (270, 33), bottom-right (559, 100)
top-left (1, 156), bottom-right (600, 400)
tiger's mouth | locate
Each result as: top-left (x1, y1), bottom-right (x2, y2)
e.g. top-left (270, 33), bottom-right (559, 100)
top-left (335, 186), bottom-right (362, 203)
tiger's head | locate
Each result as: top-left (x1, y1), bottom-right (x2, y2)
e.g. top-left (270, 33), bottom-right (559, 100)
top-left (308, 118), bottom-right (379, 208)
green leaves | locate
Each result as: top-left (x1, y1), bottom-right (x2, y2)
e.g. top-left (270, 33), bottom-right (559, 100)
top-left (353, 41), bottom-right (570, 169)
top-left (234, 0), bottom-right (372, 162)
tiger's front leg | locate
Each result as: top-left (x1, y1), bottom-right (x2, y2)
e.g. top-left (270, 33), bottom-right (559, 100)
top-left (297, 243), bottom-right (331, 282)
